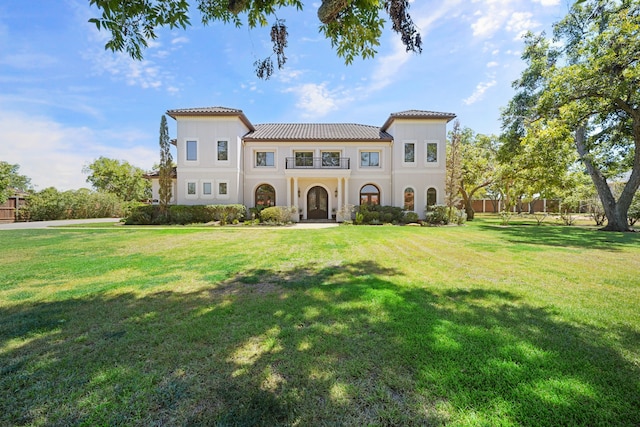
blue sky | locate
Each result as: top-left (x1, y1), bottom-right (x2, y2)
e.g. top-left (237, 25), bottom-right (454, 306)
top-left (0, 0), bottom-right (568, 190)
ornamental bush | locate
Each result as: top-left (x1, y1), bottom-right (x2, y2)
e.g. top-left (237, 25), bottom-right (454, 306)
top-left (259, 206), bottom-right (296, 224)
top-left (124, 204), bottom-right (246, 225)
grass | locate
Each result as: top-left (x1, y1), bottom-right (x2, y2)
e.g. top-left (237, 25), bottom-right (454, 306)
top-left (1, 216), bottom-right (639, 426)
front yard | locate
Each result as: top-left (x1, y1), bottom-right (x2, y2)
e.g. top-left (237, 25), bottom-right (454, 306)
top-left (1, 218), bottom-right (638, 426)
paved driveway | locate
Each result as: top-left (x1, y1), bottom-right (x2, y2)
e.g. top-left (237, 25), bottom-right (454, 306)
top-left (0, 218), bottom-right (121, 230)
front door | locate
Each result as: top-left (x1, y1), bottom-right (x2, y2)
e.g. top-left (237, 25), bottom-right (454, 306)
top-left (307, 186), bottom-right (328, 219)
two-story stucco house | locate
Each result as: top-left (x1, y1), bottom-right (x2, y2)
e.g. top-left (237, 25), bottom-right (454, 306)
top-left (151, 106), bottom-right (455, 221)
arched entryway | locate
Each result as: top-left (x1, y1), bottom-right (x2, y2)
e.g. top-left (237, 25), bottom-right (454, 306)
top-left (307, 186), bottom-right (328, 219)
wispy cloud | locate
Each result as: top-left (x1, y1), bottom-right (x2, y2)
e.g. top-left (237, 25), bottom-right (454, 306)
top-left (463, 76), bottom-right (497, 105)
top-left (470, 0), bottom-right (541, 39)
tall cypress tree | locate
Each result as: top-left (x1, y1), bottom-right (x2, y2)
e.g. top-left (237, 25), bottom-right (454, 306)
top-left (158, 115), bottom-right (173, 214)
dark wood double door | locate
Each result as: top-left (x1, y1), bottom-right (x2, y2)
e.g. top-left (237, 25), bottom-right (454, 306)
top-left (307, 186), bottom-right (328, 219)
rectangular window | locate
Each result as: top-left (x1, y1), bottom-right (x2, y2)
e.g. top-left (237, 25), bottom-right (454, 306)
top-left (360, 151), bottom-right (380, 167)
top-left (187, 182), bottom-right (196, 195)
top-left (322, 151), bottom-right (340, 167)
top-left (295, 151), bottom-right (314, 167)
top-left (186, 140), bottom-right (197, 161)
top-left (217, 140), bottom-right (228, 161)
top-left (427, 142), bottom-right (438, 163)
top-left (404, 142), bottom-right (415, 163)
top-left (256, 151), bottom-right (275, 167)
top-left (218, 182), bottom-right (228, 195)
top-left (202, 182), bottom-right (212, 195)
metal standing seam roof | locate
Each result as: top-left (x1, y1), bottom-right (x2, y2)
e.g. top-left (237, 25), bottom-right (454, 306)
top-left (244, 123), bottom-right (393, 142)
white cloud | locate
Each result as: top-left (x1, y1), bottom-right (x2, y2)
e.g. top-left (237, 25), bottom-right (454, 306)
top-left (171, 36), bottom-right (189, 45)
top-left (284, 83), bottom-right (345, 118)
top-left (470, 0), bottom-right (541, 39)
top-left (0, 110), bottom-right (157, 191)
top-left (463, 78), bottom-right (497, 105)
top-left (486, 61), bottom-right (499, 68)
top-left (533, 0), bottom-right (560, 6)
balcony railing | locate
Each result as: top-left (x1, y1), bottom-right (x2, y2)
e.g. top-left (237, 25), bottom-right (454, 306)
top-left (285, 157), bottom-right (350, 169)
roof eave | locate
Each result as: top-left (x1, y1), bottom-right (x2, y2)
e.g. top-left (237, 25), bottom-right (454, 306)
top-left (381, 113), bottom-right (457, 131)
top-left (166, 109), bottom-right (255, 131)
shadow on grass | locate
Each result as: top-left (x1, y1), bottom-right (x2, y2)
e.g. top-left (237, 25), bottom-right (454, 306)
top-left (477, 222), bottom-right (640, 251)
top-left (1, 261), bottom-right (639, 426)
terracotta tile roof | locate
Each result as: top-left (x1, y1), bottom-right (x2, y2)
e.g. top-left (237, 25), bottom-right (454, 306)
top-left (143, 167), bottom-right (177, 179)
top-left (381, 110), bottom-right (456, 131)
top-left (244, 123), bottom-right (393, 142)
top-left (166, 107), bottom-right (254, 130)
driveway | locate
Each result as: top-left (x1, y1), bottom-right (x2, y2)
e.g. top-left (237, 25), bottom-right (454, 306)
top-left (0, 218), bottom-right (121, 230)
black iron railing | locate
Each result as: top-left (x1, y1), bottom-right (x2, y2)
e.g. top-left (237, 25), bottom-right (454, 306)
top-left (285, 157), bottom-right (350, 169)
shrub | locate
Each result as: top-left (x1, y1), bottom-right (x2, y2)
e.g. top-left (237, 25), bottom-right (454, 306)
top-left (355, 205), bottom-right (404, 225)
top-left (21, 188), bottom-right (125, 221)
top-left (424, 205), bottom-right (449, 225)
top-left (404, 211), bottom-right (419, 223)
top-left (628, 193), bottom-right (640, 226)
top-left (124, 204), bottom-right (247, 225)
top-left (259, 206), bottom-right (296, 224)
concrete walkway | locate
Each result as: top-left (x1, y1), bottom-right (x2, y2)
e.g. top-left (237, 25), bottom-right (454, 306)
top-left (0, 218), bottom-right (121, 230)
top-left (0, 218), bottom-right (339, 230)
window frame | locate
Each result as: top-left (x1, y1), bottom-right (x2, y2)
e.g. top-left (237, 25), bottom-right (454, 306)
top-left (360, 184), bottom-right (380, 206)
top-left (255, 151), bottom-right (275, 168)
top-left (294, 151), bottom-right (314, 167)
top-left (217, 180), bottom-right (230, 199)
top-left (403, 141), bottom-right (416, 165)
top-left (426, 187), bottom-right (437, 210)
top-left (360, 150), bottom-right (381, 168)
top-left (185, 140), bottom-right (198, 163)
top-left (404, 187), bottom-right (415, 211)
top-left (426, 141), bottom-right (439, 164)
top-left (186, 181), bottom-right (197, 199)
top-left (255, 184), bottom-right (276, 207)
top-left (321, 151), bottom-right (341, 167)
top-left (217, 139), bottom-right (229, 162)
top-left (202, 181), bottom-right (213, 198)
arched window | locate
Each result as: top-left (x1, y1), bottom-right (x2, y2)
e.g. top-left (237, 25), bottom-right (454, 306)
top-left (360, 184), bottom-right (380, 205)
top-left (404, 188), bottom-right (414, 211)
top-left (426, 187), bottom-right (437, 211)
top-left (255, 184), bottom-right (275, 207)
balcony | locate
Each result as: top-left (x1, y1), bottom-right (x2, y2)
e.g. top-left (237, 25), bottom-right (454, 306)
top-left (285, 157), bottom-right (350, 169)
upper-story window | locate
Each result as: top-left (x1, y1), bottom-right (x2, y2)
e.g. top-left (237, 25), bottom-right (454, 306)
top-left (217, 140), bottom-right (228, 161)
top-left (404, 142), bottom-right (415, 163)
top-left (186, 140), bottom-right (197, 161)
top-left (360, 151), bottom-right (380, 167)
top-left (322, 151), bottom-right (340, 167)
top-left (256, 151), bottom-right (275, 167)
top-left (426, 142), bottom-right (438, 163)
top-left (295, 151), bottom-right (313, 167)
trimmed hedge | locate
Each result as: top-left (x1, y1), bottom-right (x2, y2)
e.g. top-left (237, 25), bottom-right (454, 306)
top-left (259, 206), bottom-right (296, 224)
top-left (124, 204), bottom-right (246, 225)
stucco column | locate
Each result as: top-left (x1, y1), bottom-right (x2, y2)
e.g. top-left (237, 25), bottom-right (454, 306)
top-left (286, 177), bottom-right (292, 207)
top-left (345, 177), bottom-right (349, 208)
top-left (293, 177), bottom-right (300, 219)
top-left (337, 177), bottom-right (343, 213)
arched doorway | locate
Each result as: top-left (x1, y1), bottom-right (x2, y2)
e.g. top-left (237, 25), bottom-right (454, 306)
top-left (307, 186), bottom-right (328, 219)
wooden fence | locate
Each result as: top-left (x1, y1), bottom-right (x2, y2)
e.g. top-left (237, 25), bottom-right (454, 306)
top-left (0, 195), bottom-right (27, 222)
top-left (469, 199), bottom-right (560, 213)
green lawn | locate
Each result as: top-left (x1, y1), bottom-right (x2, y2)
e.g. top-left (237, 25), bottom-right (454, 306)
top-left (1, 218), bottom-right (639, 426)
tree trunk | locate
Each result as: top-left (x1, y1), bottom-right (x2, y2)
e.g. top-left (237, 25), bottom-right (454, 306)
top-left (459, 187), bottom-right (475, 220)
top-left (575, 126), bottom-right (638, 231)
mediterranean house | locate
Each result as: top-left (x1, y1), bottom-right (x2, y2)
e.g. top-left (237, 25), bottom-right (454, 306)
top-left (149, 106), bottom-right (456, 221)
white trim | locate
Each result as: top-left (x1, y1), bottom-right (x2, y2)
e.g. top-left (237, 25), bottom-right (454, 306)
top-left (216, 180), bottom-right (230, 199)
top-left (185, 181), bottom-right (198, 199)
top-left (185, 139), bottom-right (199, 164)
top-left (216, 138), bottom-right (230, 165)
top-left (254, 149), bottom-right (277, 169)
top-left (201, 181), bottom-right (214, 199)
top-left (425, 140), bottom-right (439, 166)
top-left (358, 149), bottom-right (382, 170)
top-left (402, 141), bottom-right (417, 167)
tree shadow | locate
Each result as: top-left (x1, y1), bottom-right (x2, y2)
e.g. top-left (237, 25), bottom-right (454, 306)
top-left (477, 223), bottom-right (640, 251)
top-left (1, 261), bottom-right (638, 426)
